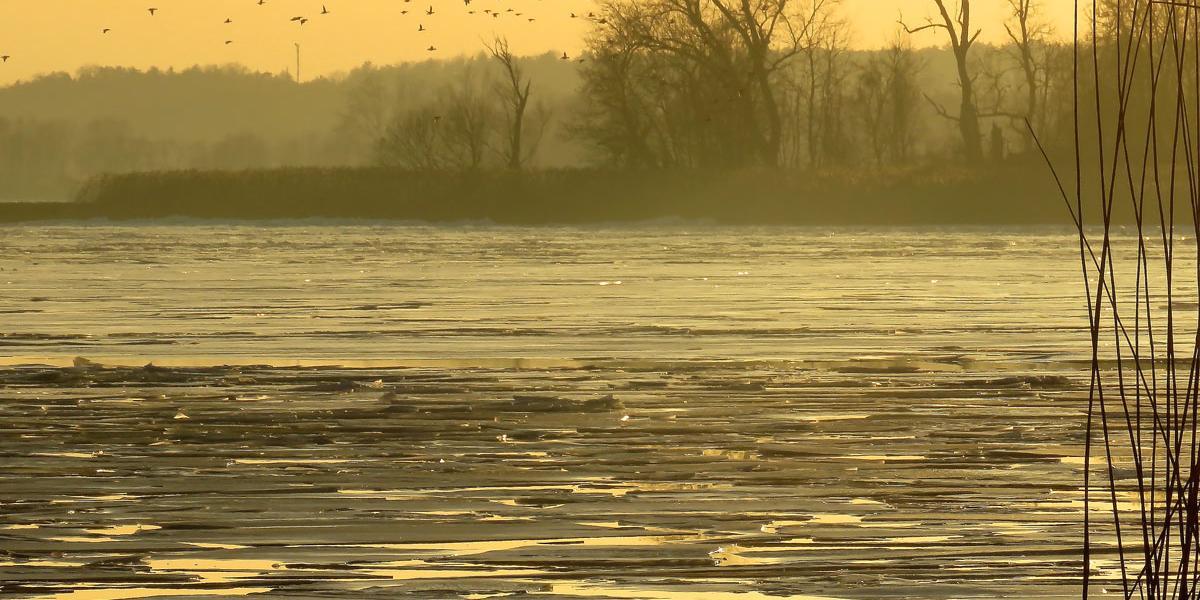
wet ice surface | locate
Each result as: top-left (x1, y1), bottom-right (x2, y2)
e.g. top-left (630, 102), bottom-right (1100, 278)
top-left (0, 225), bottom-right (1116, 598)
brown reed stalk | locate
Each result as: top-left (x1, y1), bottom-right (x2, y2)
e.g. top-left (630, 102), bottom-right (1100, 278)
top-left (1035, 0), bottom-right (1200, 597)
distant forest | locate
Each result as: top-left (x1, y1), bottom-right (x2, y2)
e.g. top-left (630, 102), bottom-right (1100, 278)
top-left (0, 0), bottom-right (1134, 201)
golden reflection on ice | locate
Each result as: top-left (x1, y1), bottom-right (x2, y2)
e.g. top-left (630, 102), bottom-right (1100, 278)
top-left (42, 587), bottom-right (273, 600)
top-left (543, 583), bottom-right (845, 599)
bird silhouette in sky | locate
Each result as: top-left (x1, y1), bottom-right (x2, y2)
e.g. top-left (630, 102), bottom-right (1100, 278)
top-left (0, 1), bottom-right (597, 80)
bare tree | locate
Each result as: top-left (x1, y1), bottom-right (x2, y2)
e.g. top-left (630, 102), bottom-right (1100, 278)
top-left (885, 37), bottom-right (923, 163)
top-left (708, 0), bottom-right (816, 165)
top-left (1003, 0), bottom-right (1051, 150)
top-left (855, 34), bottom-right (923, 166)
top-left (338, 67), bottom-right (394, 164)
top-left (585, 0), bottom-right (825, 168)
top-left (817, 19), bottom-right (852, 164)
top-left (486, 37), bottom-right (535, 170)
top-left (520, 101), bottom-right (553, 168)
top-left (795, 1), bottom-right (847, 167)
top-left (440, 70), bottom-right (494, 170)
top-left (855, 55), bottom-right (890, 165)
top-left (375, 70), bottom-right (501, 171)
top-left (570, 35), bottom-right (659, 167)
top-left (586, 1), bottom-right (751, 167)
top-left (902, 0), bottom-right (984, 164)
top-left (375, 107), bottom-right (443, 170)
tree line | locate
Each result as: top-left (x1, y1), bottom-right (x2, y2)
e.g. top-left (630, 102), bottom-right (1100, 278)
top-left (0, 0), bottom-right (1155, 200)
top-left (568, 0), bottom-right (1073, 170)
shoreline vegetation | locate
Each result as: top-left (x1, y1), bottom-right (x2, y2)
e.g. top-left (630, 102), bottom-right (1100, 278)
top-left (0, 0), bottom-right (1153, 229)
top-left (0, 1), bottom-right (1116, 219)
top-left (0, 164), bottom-right (1096, 226)
top-left (0, 1), bottom-right (1146, 231)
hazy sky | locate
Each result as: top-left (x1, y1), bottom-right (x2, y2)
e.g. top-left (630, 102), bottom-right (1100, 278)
top-left (0, 1), bottom-right (1078, 84)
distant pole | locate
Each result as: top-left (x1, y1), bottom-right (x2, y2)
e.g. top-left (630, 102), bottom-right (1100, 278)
top-left (294, 43), bottom-right (301, 84)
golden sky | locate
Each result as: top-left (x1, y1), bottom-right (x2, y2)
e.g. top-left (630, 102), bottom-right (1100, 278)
top-left (0, 1), bottom-right (1078, 84)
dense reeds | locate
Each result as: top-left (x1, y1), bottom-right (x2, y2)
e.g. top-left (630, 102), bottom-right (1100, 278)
top-left (1043, 0), bottom-right (1200, 597)
top-left (0, 164), bottom-right (1068, 224)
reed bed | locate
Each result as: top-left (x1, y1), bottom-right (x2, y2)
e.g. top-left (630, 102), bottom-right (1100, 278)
top-left (1041, 0), bottom-right (1200, 597)
top-left (58, 164), bottom-right (1065, 224)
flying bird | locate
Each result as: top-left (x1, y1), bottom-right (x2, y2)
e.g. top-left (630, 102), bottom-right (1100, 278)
top-left (1, 0), bottom-right (594, 82)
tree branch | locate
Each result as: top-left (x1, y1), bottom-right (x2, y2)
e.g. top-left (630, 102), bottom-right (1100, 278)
top-left (923, 93), bottom-right (959, 121)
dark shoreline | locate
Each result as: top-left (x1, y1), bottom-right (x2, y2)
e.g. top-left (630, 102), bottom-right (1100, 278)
top-left (0, 165), bottom-right (1094, 225)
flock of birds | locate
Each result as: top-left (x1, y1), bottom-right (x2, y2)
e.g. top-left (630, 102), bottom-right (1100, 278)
top-left (0, 1), bottom-right (606, 69)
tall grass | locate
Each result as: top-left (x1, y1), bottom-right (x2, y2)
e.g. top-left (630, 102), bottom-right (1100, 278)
top-left (1038, 0), bottom-right (1200, 597)
top-left (55, 164), bottom-right (1067, 224)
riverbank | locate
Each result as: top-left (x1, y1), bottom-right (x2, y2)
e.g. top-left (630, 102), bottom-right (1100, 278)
top-left (0, 165), bottom-right (1082, 225)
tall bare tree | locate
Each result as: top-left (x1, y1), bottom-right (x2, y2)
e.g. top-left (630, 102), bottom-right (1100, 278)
top-left (571, 32), bottom-right (660, 166)
top-left (375, 71), bottom-right (498, 171)
top-left (709, 0), bottom-right (815, 165)
top-left (584, 0), bottom-right (824, 168)
top-left (855, 34), bottom-right (923, 166)
top-left (903, 0), bottom-right (984, 164)
top-left (574, 2), bottom-right (733, 167)
top-left (1004, 0), bottom-right (1051, 150)
top-left (375, 107), bottom-right (443, 169)
top-left (794, 1), bottom-right (847, 167)
top-left (440, 70), bottom-right (494, 170)
top-left (486, 37), bottom-right (535, 170)
top-left (338, 67), bottom-right (393, 164)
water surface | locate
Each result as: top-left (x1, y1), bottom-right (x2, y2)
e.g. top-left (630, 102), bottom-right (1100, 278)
top-left (0, 224), bottom-right (1105, 599)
